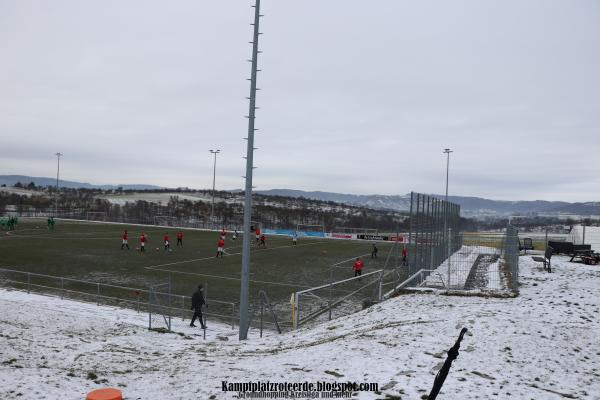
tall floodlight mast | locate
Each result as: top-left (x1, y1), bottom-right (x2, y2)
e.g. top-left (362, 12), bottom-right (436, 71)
top-left (239, 0), bottom-right (262, 340)
top-left (443, 148), bottom-right (453, 270)
top-left (55, 152), bottom-right (63, 217)
top-left (209, 149), bottom-right (220, 225)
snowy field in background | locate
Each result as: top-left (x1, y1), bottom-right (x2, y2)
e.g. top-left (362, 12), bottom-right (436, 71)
top-left (97, 192), bottom-right (219, 206)
top-left (1, 255), bottom-right (599, 399)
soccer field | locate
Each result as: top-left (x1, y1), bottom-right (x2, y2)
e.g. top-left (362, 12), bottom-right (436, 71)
top-left (0, 218), bottom-right (397, 326)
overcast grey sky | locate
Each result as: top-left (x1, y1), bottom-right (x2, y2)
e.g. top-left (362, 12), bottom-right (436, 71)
top-left (1, 0), bottom-right (598, 201)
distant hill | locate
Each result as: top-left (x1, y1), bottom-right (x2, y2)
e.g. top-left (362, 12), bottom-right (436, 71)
top-left (3, 176), bottom-right (598, 217)
top-left (0, 175), bottom-right (162, 191)
top-left (257, 189), bottom-right (600, 218)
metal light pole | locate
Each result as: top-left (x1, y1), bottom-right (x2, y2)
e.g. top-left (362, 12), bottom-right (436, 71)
top-left (239, 0), bottom-right (262, 340)
top-left (443, 148), bottom-right (453, 232)
top-left (209, 149), bottom-right (220, 226)
top-left (443, 148), bottom-right (452, 287)
top-left (54, 152), bottom-right (62, 217)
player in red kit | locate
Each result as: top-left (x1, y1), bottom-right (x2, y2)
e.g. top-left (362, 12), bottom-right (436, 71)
top-left (121, 230), bottom-right (129, 250)
top-left (353, 258), bottom-right (364, 277)
top-left (139, 233), bottom-right (147, 252)
top-left (259, 234), bottom-right (266, 248)
top-left (216, 238), bottom-right (225, 258)
top-left (255, 228), bottom-right (261, 244)
top-left (163, 233), bottom-right (170, 251)
top-left (176, 231), bottom-right (183, 247)
top-left (220, 229), bottom-right (226, 241)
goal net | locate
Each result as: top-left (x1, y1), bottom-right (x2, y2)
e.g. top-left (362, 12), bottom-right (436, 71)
top-left (86, 212), bottom-right (107, 222)
top-left (154, 215), bottom-right (179, 227)
top-left (334, 226), bottom-right (378, 235)
top-left (296, 223), bottom-right (325, 237)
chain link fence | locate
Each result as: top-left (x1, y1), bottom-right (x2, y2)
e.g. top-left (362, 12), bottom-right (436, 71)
top-left (0, 268), bottom-right (237, 333)
top-left (397, 192), bottom-right (520, 295)
top-left (411, 227), bottom-right (519, 294)
top-left (406, 192), bottom-right (462, 278)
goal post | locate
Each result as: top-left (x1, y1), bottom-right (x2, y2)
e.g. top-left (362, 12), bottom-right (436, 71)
top-left (296, 223), bottom-right (326, 238)
top-left (334, 226), bottom-right (379, 235)
top-left (154, 215), bottom-right (179, 227)
top-left (86, 212), bottom-right (107, 222)
top-left (296, 223), bottom-right (325, 233)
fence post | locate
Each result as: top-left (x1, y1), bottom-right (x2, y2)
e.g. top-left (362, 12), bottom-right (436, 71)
top-left (260, 304), bottom-right (263, 338)
top-left (292, 292), bottom-right (299, 330)
top-left (61, 278), bottom-right (64, 300)
top-left (96, 283), bottom-right (100, 306)
top-left (27, 273), bottom-right (30, 294)
top-left (167, 276), bottom-right (172, 331)
top-left (148, 289), bottom-right (152, 330)
top-left (231, 303), bottom-right (235, 330)
top-left (447, 228), bottom-right (452, 290)
top-left (328, 266), bottom-right (333, 321)
top-left (204, 281), bottom-right (208, 329)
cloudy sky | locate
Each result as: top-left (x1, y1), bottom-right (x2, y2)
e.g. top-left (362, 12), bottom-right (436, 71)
top-left (1, 0), bottom-right (598, 202)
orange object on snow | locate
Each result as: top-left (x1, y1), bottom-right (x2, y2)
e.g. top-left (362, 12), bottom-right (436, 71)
top-left (86, 388), bottom-right (122, 400)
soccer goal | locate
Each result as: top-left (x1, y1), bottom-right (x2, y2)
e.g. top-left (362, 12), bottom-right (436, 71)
top-left (86, 212), bottom-right (107, 222)
top-left (296, 223), bottom-right (326, 238)
top-left (334, 226), bottom-right (378, 235)
top-left (154, 215), bottom-right (179, 227)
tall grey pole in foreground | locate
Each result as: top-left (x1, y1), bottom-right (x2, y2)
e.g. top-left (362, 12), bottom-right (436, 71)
top-left (209, 149), bottom-right (220, 225)
top-left (239, 0), bottom-right (262, 340)
top-left (443, 148), bottom-right (453, 233)
top-left (443, 148), bottom-right (452, 286)
top-left (54, 152), bottom-right (62, 217)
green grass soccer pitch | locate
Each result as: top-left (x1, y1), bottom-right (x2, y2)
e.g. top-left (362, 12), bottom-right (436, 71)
top-left (0, 218), bottom-right (396, 324)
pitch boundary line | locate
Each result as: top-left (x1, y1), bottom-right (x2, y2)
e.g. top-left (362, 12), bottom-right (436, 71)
top-left (330, 252), bottom-right (373, 269)
top-left (146, 266), bottom-right (315, 289)
top-left (144, 241), bottom-right (324, 270)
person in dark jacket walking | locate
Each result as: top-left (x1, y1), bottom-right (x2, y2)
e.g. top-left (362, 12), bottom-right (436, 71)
top-left (190, 285), bottom-right (206, 329)
top-left (371, 243), bottom-right (378, 259)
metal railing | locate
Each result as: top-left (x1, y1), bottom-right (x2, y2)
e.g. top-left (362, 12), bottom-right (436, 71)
top-left (291, 268), bottom-right (387, 329)
top-left (0, 267), bottom-right (237, 329)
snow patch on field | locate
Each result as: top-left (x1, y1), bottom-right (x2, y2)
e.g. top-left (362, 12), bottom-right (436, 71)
top-left (1, 256), bottom-right (600, 399)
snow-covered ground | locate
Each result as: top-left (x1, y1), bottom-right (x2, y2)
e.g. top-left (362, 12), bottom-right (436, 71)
top-left (97, 192), bottom-right (219, 206)
top-left (1, 256), bottom-right (599, 399)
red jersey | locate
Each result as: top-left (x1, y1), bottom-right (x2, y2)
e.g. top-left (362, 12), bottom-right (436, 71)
top-left (217, 239), bottom-right (225, 247)
top-left (353, 260), bottom-right (364, 271)
top-left (255, 229), bottom-right (260, 236)
top-left (122, 232), bottom-right (128, 240)
top-left (221, 230), bottom-right (226, 236)
top-left (260, 234), bottom-right (266, 241)
top-left (140, 235), bottom-right (146, 243)
top-left (177, 232), bottom-right (183, 240)
top-left (163, 235), bottom-right (169, 242)
top-left (402, 248), bottom-right (407, 257)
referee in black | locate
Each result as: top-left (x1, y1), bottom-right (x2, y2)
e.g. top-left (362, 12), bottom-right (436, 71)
top-left (190, 285), bottom-right (207, 329)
